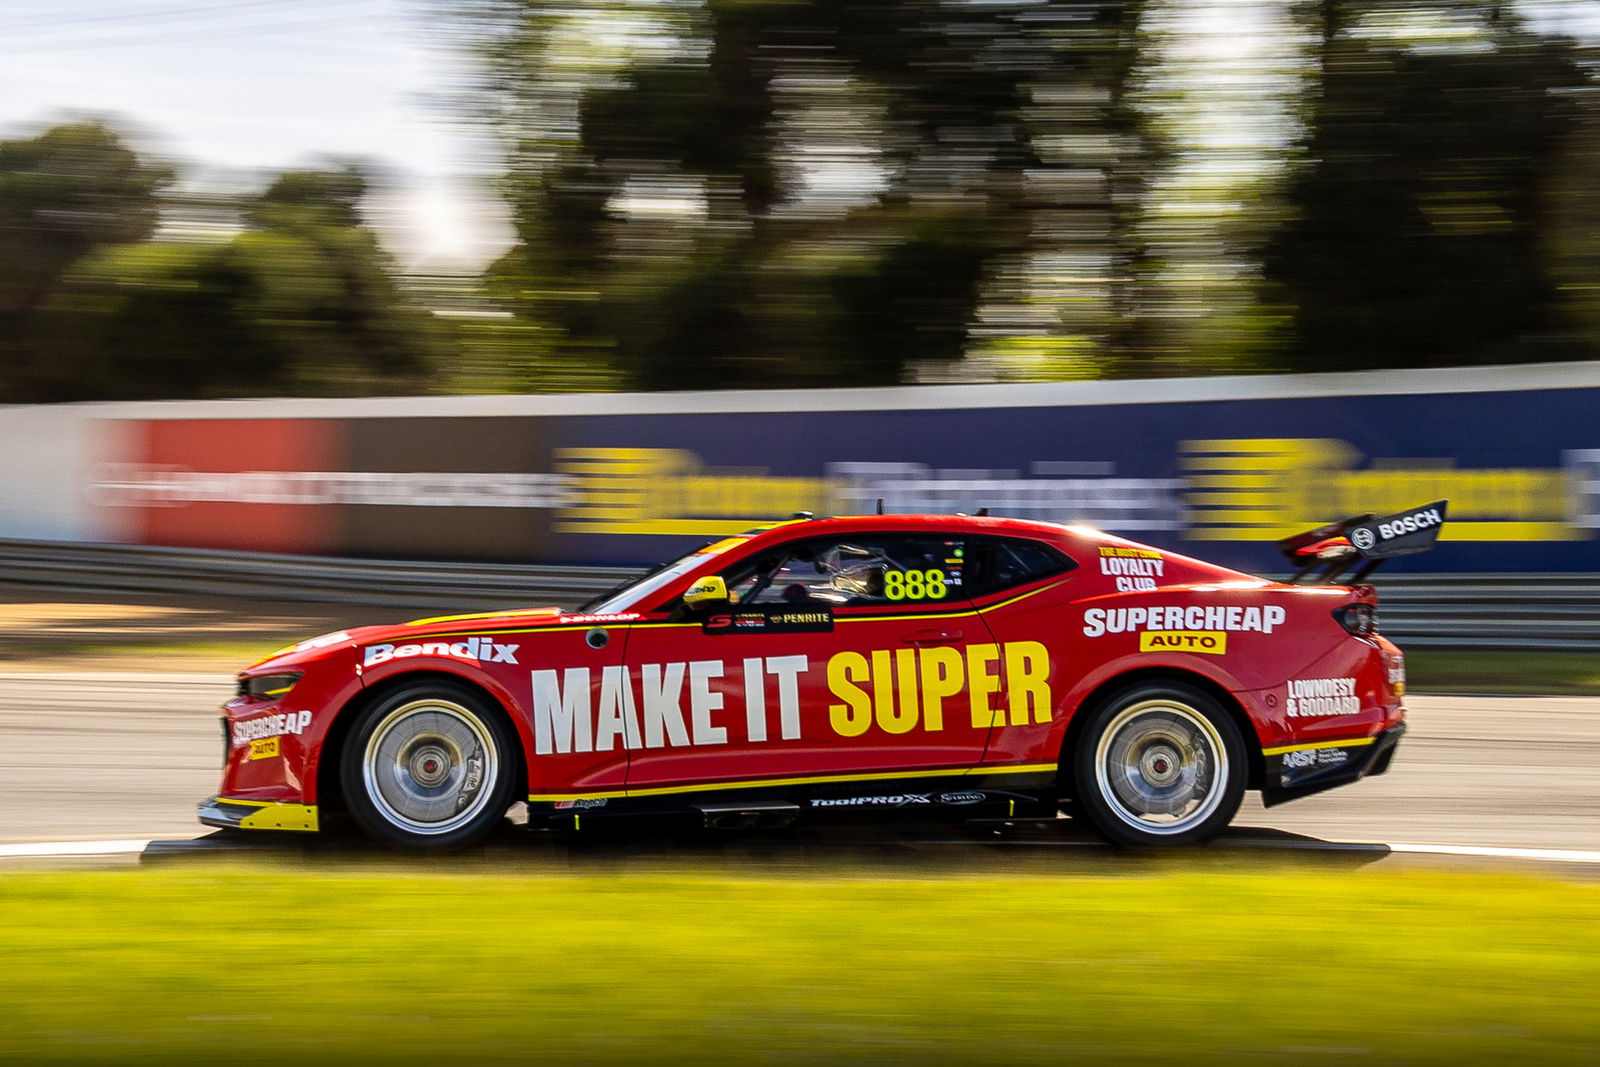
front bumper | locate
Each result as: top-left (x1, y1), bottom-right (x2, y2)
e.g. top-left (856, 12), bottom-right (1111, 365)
top-left (198, 796), bottom-right (320, 832)
top-left (1259, 722), bottom-right (1406, 808)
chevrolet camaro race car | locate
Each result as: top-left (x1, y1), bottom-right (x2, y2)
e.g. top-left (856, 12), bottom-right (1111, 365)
top-left (200, 503), bottom-right (1446, 850)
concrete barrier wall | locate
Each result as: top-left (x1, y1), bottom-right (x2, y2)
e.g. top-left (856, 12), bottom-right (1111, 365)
top-left (0, 405), bottom-right (109, 542)
top-left (4, 359), bottom-right (1598, 572)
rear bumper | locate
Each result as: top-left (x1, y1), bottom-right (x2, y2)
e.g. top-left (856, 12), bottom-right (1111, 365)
top-left (1259, 722), bottom-right (1406, 808)
top-left (198, 796), bottom-right (320, 832)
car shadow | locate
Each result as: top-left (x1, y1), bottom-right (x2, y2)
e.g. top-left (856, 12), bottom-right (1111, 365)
top-left (141, 816), bottom-right (1392, 872)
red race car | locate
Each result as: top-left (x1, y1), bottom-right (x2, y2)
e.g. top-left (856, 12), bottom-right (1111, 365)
top-left (200, 504), bottom-right (1443, 849)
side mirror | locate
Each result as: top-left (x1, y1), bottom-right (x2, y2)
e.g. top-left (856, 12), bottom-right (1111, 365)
top-left (682, 575), bottom-right (729, 609)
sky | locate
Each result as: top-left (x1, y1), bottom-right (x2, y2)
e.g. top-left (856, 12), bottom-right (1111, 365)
top-left (0, 0), bottom-right (513, 271)
top-left (4, 0), bottom-right (1599, 276)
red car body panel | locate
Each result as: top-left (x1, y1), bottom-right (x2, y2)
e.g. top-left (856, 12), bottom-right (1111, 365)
top-left (203, 514), bottom-right (1406, 833)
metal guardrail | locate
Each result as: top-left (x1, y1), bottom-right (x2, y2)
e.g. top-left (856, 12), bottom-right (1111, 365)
top-left (1362, 573), bottom-right (1600, 651)
top-left (0, 539), bottom-right (635, 611)
top-left (0, 539), bottom-right (1593, 649)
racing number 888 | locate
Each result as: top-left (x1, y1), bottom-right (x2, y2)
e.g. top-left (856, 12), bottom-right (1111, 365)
top-left (884, 568), bottom-right (948, 601)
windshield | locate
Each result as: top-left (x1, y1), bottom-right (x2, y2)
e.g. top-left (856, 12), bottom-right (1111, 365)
top-left (578, 551), bottom-right (717, 615)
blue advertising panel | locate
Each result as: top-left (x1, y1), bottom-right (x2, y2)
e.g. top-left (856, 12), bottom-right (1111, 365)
top-left (542, 387), bottom-right (1599, 574)
top-left (91, 365), bottom-right (1600, 573)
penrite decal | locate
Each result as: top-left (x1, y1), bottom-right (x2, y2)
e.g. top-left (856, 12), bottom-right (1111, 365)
top-left (702, 607), bottom-right (835, 635)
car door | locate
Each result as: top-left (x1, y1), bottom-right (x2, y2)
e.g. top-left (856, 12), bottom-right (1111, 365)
top-left (618, 531), bottom-right (1001, 795)
top-left (964, 535), bottom-right (1082, 769)
top-left (516, 620), bottom-right (635, 802)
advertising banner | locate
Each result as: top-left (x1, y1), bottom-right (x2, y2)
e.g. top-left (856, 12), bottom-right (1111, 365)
top-left (85, 370), bottom-right (1600, 574)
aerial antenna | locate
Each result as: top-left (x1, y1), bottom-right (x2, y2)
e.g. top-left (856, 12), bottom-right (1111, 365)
top-left (876, 498), bottom-right (885, 515)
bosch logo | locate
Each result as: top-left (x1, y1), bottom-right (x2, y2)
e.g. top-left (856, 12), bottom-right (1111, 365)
top-left (1376, 507), bottom-right (1443, 540)
top-left (1351, 528), bottom-right (1376, 550)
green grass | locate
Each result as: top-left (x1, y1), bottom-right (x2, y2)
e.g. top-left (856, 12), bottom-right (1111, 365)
top-left (0, 860), bottom-right (1595, 1064)
top-left (1405, 649), bottom-right (1600, 694)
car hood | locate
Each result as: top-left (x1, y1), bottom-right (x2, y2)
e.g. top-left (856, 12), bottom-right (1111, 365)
top-left (244, 607), bottom-right (645, 673)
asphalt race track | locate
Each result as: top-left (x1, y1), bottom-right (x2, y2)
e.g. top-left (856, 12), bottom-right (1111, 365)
top-left (0, 671), bottom-right (1595, 853)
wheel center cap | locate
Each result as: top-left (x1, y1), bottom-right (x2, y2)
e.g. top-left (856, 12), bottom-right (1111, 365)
top-left (1140, 744), bottom-right (1183, 787)
top-left (408, 743), bottom-right (452, 787)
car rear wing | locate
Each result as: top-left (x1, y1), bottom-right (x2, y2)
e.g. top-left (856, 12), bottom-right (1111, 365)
top-left (1276, 500), bottom-right (1448, 585)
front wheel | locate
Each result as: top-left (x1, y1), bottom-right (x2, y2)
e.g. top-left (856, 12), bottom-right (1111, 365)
top-left (340, 681), bottom-right (518, 851)
top-left (1069, 682), bottom-right (1246, 847)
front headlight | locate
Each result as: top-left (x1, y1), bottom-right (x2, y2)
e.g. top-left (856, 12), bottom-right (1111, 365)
top-left (238, 672), bottom-right (303, 700)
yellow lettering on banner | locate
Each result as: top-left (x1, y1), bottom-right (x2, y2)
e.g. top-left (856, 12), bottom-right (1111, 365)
top-left (556, 447), bottom-right (832, 535)
top-left (1138, 631), bottom-right (1228, 655)
top-left (967, 644), bottom-right (1003, 728)
top-left (828, 652), bottom-right (871, 737)
top-left (1004, 641), bottom-right (1053, 725)
top-left (1181, 438), bottom-right (1583, 542)
top-left (918, 646), bottom-right (962, 732)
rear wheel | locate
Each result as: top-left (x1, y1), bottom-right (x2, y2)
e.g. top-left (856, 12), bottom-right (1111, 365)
top-left (1069, 682), bottom-right (1245, 847)
top-left (340, 681), bottom-right (517, 851)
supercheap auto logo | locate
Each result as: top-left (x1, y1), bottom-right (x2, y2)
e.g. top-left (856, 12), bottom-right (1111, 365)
top-left (231, 709), bottom-right (313, 748)
top-left (1081, 604), bottom-right (1286, 657)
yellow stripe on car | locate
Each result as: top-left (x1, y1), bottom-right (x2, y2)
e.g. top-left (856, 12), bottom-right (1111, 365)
top-left (529, 762), bottom-right (1057, 802)
top-left (1261, 737), bottom-right (1377, 757)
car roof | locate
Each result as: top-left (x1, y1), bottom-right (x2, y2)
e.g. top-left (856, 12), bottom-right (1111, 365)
top-left (726, 514), bottom-right (1251, 582)
top-left (737, 512), bottom-right (1090, 547)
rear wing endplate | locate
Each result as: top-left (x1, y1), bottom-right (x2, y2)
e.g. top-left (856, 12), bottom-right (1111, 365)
top-left (1276, 500), bottom-right (1448, 585)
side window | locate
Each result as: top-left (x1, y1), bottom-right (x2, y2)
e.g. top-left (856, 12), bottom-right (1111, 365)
top-left (965, 537), bottom-right (1076, 597)
top-left (726, 535), bottom-right (968, 607)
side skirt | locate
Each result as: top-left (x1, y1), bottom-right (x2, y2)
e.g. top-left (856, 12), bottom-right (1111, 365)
top-left (528, 769), bottom-right (1060, 828)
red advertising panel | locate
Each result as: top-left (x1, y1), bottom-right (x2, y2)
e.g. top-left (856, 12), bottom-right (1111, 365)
top-left (118, 419), bottom-right (346, 554)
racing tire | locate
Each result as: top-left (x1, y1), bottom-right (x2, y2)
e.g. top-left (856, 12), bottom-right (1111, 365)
top-left (340, 681), bottom-right (518, 851)
top-left (1069, 682), bottom-right (1245, 848)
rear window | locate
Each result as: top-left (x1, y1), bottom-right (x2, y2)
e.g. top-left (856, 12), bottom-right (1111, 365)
top-left (964, 537), bottom-right (1076, 597)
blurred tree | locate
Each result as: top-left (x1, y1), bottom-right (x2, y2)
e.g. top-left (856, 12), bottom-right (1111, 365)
top-left (248, 165), bottom-right (367, 228)
top-left (1262, 1), bottom-right (1591, 371)
top-left (451, 0), bottom-right (1159, 389)
top-left (0, 120), bottom-right (174, 398)
top-left (26, 162), bottom-right (445, 401)
top-left (1546, 58), bottom-right (1600, 349)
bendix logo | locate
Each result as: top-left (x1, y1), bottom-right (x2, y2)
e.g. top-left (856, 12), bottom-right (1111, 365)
top-left (363, 637), bottom-right (521, 667)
